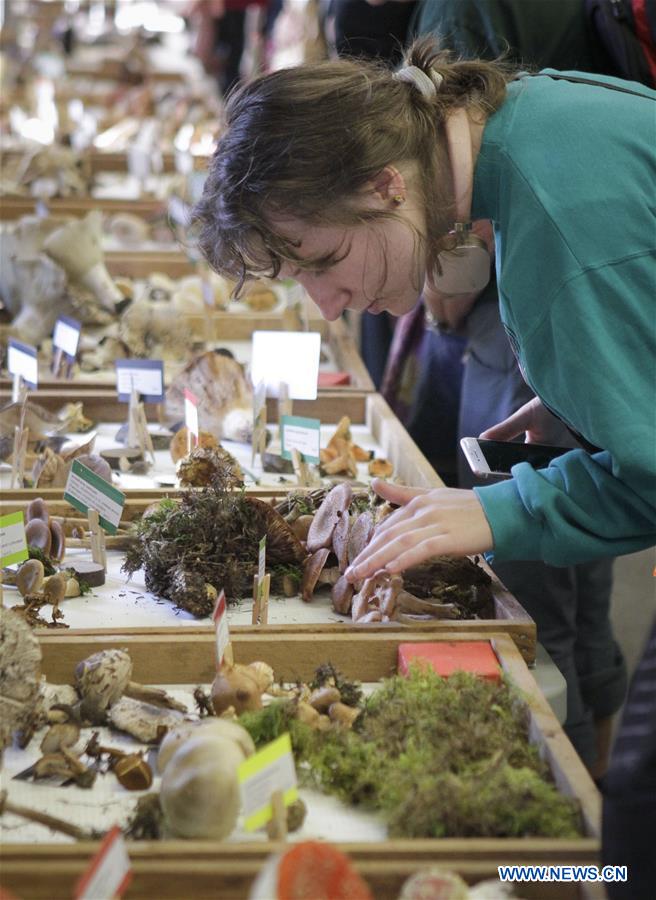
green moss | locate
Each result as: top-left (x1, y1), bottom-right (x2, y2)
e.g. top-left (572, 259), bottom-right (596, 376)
top-left (27, 546), bottom-right (57, 576)
top-left (239, 665), bottom-right (583, 840)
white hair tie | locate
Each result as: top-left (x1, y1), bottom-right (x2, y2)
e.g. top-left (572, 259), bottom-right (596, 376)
top-left (394, 65), bottom-right (444, 98)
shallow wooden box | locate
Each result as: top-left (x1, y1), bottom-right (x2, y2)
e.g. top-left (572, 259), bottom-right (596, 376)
top-left (0, 195), bottom-right (167, 221)
top-left (0, 394), bottom-right (536, 661)
top-left (0, 632), bottom-right (599, 900)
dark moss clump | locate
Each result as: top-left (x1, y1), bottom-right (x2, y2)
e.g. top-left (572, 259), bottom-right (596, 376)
top-left (122, 478), bottom-right (306, 615)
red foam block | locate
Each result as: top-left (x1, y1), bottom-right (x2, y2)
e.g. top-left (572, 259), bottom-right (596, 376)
top-left (318, 372), bottom-right (351, 387)
top-left (397, 642), bottom-right (501, 682)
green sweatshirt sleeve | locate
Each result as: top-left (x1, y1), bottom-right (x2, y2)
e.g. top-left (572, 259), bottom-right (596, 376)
top-left (474, 254), bottom-right (656, 566)
top-left (475, 450), bottom-right (656, 565)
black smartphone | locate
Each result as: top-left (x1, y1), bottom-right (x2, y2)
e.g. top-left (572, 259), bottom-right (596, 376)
top-left (459, 437), bottom-right (571, 478)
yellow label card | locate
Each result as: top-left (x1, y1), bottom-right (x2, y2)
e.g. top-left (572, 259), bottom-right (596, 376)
top-left (238, 733), bottom-right (298, 832)
top-left (0, 511), bottom-right (29, 567)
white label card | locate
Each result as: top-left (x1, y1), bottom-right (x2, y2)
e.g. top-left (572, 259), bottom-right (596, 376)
top-left (7, 339), bottom-right (38, 388)
top-left (239, 735), bottom-right (298, 832)
top-left (75, 827), bottom-right (132, 900)
top-left (258, 536), bottom-right (266, 582)
top-left (115, 359), bottom-right (164, 403)
top-left (53, 315), bottom-right (81, 357)
top-left (251, 331), bottom-right (321, 400)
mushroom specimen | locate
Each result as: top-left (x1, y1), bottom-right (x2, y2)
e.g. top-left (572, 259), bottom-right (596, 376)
top-left (159, 721), bottom-right (254, 839)
top-left (43, 211), bottom-right (125, 312)
top-left (0, 607), bottom-right (42, 753)
top-left (74, 648), bottom-right (188, 727)
top-left (306, 483), bottom-right (352, 553)
top-left (211, 660), bottom-right (272, 716)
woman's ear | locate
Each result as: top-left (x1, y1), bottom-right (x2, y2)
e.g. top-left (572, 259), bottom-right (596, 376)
top-left (364, 165), bottom-right (407, 207)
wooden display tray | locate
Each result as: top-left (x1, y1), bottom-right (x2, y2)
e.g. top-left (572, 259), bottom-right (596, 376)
top-left (0, 195), bottom-right (166, 220)
top-left (0, 632), bottom-right (599, 900)
top-left (0, 393), bottom-right (441, 496)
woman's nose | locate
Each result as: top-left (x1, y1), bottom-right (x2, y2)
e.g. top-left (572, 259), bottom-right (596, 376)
top-left (309, 287), bottom-right (352, 321)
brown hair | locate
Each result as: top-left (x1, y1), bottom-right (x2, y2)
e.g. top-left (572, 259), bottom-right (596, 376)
top-left (193, 37), bottom-right (514, 291)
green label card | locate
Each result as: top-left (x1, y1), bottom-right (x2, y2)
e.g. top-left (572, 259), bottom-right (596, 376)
top-left (0, 511), bottom-right (29, 567)
top-left (64, 460), bottom-right (126, 535)
top-left (280, 415), bottom-right (321, 464)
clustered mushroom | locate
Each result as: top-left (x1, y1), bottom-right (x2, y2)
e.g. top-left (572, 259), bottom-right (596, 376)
top-left (319, 416), bottom-right (392, 479)
top-left (24, 497), bottom-right (66, 562)
top-left (297, 486), bottom-right (483, 624)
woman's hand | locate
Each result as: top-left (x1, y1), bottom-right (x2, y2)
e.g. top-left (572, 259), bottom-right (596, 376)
top-left (344, 480), bottom-right (494, 583)
top-left (480, 397), bottom-right (563, 445)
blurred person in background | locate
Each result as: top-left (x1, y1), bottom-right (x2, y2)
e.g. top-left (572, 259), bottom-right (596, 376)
top-left (186, 0), bottom-right (269, 95)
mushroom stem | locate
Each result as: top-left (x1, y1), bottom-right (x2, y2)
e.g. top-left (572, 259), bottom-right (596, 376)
top-left (0, 789), bottom-right (97, 840)
top-left (123, 681), bottom-right (188, 713)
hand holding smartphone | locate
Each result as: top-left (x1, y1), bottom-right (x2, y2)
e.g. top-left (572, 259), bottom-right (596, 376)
top-left (460, 437), bottom-right (571, 478)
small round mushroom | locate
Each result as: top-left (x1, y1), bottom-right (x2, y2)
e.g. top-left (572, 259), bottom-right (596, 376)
top-left (26, 497), bottom-right (49, 523)
top-left (16, 559), bottom-right (45, 597)
top-left (309, 686), bottom-right (341, 712)
top-left (211, 663), bottom-right (264, 716)
top-left (42, 574), bottom-right (67, 607)
top-left (25, 519), bottom-right (52, 556)
top-left (328, 702), bottom-right (361, 728)
top-left (65, 577), bottom-right (81, 598)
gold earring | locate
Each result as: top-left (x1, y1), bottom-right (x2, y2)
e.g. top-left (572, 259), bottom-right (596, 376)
top-left (392, 195), bottom-right (404, 206)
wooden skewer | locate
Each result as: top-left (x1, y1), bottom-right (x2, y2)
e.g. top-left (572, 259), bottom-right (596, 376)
top-left (251, 574), bottom-right (261, 625)
top-left (266, 789), bottom-right (287, 841)
top-left (259, 573), bottom-right (271, 626)
top-left (87, 509), bottom-right (107, 569)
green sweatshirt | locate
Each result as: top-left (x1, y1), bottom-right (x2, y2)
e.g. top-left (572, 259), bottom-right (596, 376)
top-left (470, 73), bottom-right (656, 565)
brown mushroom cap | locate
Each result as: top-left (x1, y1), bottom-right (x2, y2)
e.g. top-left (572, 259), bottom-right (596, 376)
top-left (211, 663), bottom-right (263, 716)
top-left (75, 648), bottom-right (133, 711)
top-left (306, 483), bottom-right (352, 553)
top-left (25, 518), bottom-right (52, 555)
top-left (16, 559), bottom-right (45, 597)
top-left (301, 547), bottom-right (331, 602)
top-left (43, 573), bottom-right (67, 606)
top-left (26, 497), bottom-right (49, 523)
top-left (332, 509), bottom-right (351, 572)
top-left (75, 454), bottom-right (112, 484)
top-left (331, 575), bottom-right (354, 616)
top-left (170, 428), bottom-right (218, 464)
top-left (347, 510), bottom-right (375, 565)
top-left (368, 458), bottom-right (394, 478)
top-left (49, 520), bottom-right (66, 561)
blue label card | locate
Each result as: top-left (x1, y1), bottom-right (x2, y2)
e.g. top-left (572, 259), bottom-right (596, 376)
top-left (115, 359), bottom-right (164, 403)
top-left (53, 315), bottom-right (81, 358)
top-left (251, 331), bottom-right (321, 401)
top-left (280, 415), bottom-right (321, 464)
top-left (8, 339), bottom-right (38, 388)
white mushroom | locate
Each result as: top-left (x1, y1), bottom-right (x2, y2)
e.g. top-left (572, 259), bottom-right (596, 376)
top-left (160, 732), bottom-right (249, 840)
